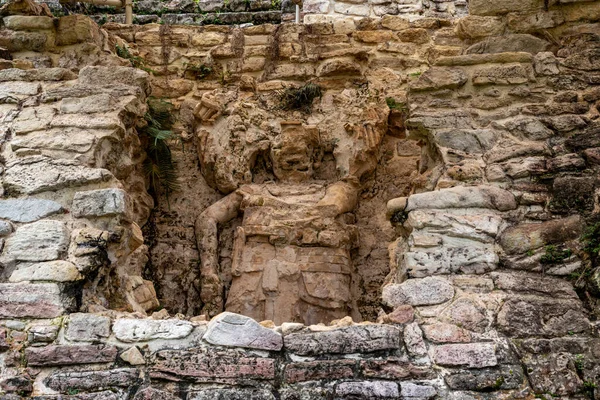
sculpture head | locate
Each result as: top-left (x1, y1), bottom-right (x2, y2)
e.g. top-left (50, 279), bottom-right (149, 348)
top-left (270, 122), bottom-right (319, 182)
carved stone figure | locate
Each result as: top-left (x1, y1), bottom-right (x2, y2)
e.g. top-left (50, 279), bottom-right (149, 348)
top-left (194, 88), bottom-right (388, 324)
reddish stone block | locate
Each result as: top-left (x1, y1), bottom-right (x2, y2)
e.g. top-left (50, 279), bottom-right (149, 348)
top-left (284, 360), bottom-right (355, 383)
top-left (150, 348), bottom-right (275, 382)
top-left (26, 344), bottom-right (118, 366)
top-left (360, 358), bottom-right (434, 380)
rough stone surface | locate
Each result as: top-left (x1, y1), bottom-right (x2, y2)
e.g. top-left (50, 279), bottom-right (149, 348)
top-left (26, 344), bottom-right (118, 366)
top-left (2, 220), bottom-right (69, 262)
top-left (336, 381), bottom-right (399, 398)
top-left (113, 319), bottom-right (194, 342)
top-left (203, 312), bottom-right (283, 350)
top-left (44, 368), bottom-right (140, 392)
top-left (0, 198), bottom-right (63, 223)
top-left (9, 260), bottom-right (83, 282)
top-left (433, 343), bottom-right (498, 368)
top-left (66, 313), bottom-right (111, 341)
top-left (0, 283), bottom-right (73, 318)
top-left (382, 277), bottom-right (455, 307)
top-left (72, 188), bottom-right (129, 218)
top-left (285, 325), bottom-right (402, 355)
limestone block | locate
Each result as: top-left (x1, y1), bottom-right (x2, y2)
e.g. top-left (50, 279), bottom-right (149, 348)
top-left (9, 260), bottom-right (83, 282)
top-left (498, 215), bottom-right (582, 255)
top-left (404, 322), bottom-right (427, 356)
top-left (410, 67), bottom-right (467, 91)
top-left (404, 244), bottom-right (498, 277)
top-left (3, 220), bottom-right (69, 262)
top-left (472, 63), bottom-right (534, 85)
top-left (382, 277), bottom-right (454, 307)
top-left (433, 343), bottom-right (497, 368)
top-left (188, 388), bottom-right (276, 399)
top-left (113, 318), bottom-right (194, 342)
top-left (26, 344), bottom-right (118, 366)
top-left (334, 2), bottom-right (370, 16)
top-left (0, 82), bottom-right (40, 98)
top-left (55, 14), bottom-right (103, 46)
top-left (4, 157), bottom-right (112, 195)
top-left (469, 0), bottom-right (543, 16)
top-left (150, 347), bottom-right (276, 381)
top-left (133, 387), bottom-right (180, 400)
top-left (303, 0), bottom-right (329, 13)
top-left (0, 68), bottom-right (76, 82)
top-left (120, 346), bottom-right (146, 365)
top-left (3, 16), bottom-right (54, 30)
top-left (455, 16), bottom-right (505, 39)
top-left (381, 15), bottom-right (410, 30)
top-left (79, 66), bottom-right (150, 95)
top-left (44, 368), bottom-right (139, 392)
top-left (422, 323), bottom-right (471, 343)
top-left (72, 188), bottom-right (129, 218)
top-left (444, 365), bottom-right (524, 391)
top-left (466, 34), bottom-right (550, 55)
top-left (400, 383), bottom-right (437, 399)
top-left (284, 359), bottom-right (355, 383)
top-left (284, 325), bottom-right (401, 355)
top-left (336, 381), bottom-right (399, 398)
top-left (0, 198), bottom-right (63, 223)
top-left (59, 93), bottom-right (117, 114)
top-left (405, 185), bottom-right (517, 212)
top-left (497, 297), bottom-right (590, 338)
top-left (66, 313), bottom-right (111, 341)
top-left (28, 324), bottom-right (59, 343)
top-left (203, 312), bottom-right (283, 351)
top-left (506, 11), bottom-right (564, 32)
top-left (0, 30), bottom-right (47, 52)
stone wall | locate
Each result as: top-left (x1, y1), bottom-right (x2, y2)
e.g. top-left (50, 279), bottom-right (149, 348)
top-left (1, 0), bottom-right (600, 397)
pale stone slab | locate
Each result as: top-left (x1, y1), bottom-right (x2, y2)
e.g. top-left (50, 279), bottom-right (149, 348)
top-left (336, 381), bottom-right (399, 398)
top-left (9, 260), bottom-right (83, 282)
top-left (203, 312), bottom-right (283, 351)
top-left (0, 198), bottom-right (63, 223)
top-left (400, 382), bottom-right (437, 399)
top-left (72, 188), bottom-right (128, 218)
top-left (405, 185), bottom-right (517, 212)
top-left (66, 313), bottom-right (111, 341)
top-left (113, 319), bottom-right (194, 342)
top-left (3, 220), bottom-right (69, 262)
top-left (0, 283), bottom-right (73, 318)
top-left (382, 277), bottom-right (454, 307)
top-left (433, 343), bottom-right (498, 368)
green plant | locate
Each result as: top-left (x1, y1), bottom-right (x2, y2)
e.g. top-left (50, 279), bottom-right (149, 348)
top-left (277, 83), bottom-right (322, 113)
top-left (140, 98), bottom-right (180, 205)
top-left (582, 223), bottom-right (600, 262)
top-left (390, 210), bottom-right (408, 224)
top-left (409, 71), bottom-right (422, 77)
top-left (184, 62), bottom-right (212, 80)
top-left (540, 245), bottom-right (572, 264)
top-left (574, 354), bottom-right (585, 373)
top-left (385, 97), bottom-right (407, 111)
top-left (67, 388), bottom-right (80, 395)
top-left (115, 44), bottom-right (154, 74)
top-left (271, 0), bottom-right (281, 9)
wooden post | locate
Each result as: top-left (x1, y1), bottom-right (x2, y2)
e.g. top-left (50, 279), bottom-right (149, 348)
top-left (125, 0), bottom-right (132, 24)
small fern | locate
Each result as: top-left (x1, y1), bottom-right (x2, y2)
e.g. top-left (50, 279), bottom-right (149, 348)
top-left (115, 44), bottom-right (154, 74)
top-left (140, 98), bottom-right (180, 205)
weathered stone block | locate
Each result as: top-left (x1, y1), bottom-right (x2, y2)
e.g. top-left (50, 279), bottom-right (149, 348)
top-left (444, 365), bottom-right (524, 391)
top-left (455, 16), bottom-right (505, 39)
top-left (28, 325), bottom-right (59, 343)
top-left (472, 64), bottom-right (534, 85)
top-left (404, 321), bottom-right (427, 357)
top-left (0, 283), bottom-right (73, 318)
top-left (151, 347), bottom-right (275, 381)
top-left (433, 343), bottom-right (497, 368)
top-left (0, 198), bottom-right (63, 223)
top-left (3, 220), bottom-right (69, 262)
top-left (66, 313), bottom-right (111, 342)
top-left (405, 185), bottom-right (517, 212)
top-left (285, 359), bottom-right (356, 383)
top-left (360, 358), bottom-right (434, 380)
top-left (469, 0), bottom-right (543, 16)
top-left (203, 312), bottom-right (283, 351)
top-left (3, 16), bottom-right (54, 30)
top-left (410, 67), bottom-right (468, 91)
top-left (45, 368), bottom-right (139, 393)
top-left (113, 318), bottom-right (194, 342)
top-left (422, 323), bottom-right (471, 343)
top-left (382, 277), bottom-right (454, 307)
top-left (72, 188), bottom-right (129, 218)
top-left (9, 260), bottom-right (83, 282)
top-left (336, 381), bottom-right (399, 398)
top-left (491, 271), bottom-right (578, 299)
top-left (284, 325), bottom-right (401, 355)
top-left (400, 383), bottom-right (437, 399)
top-left (188, 388), bottom-right (276, 400)
top-left (26, 344), bottom-right (118, 366)
top-left (3, 158), bottom-right (112, 195)
top-left (497, 296), bottom-right (590, 338)
top-left (55, 14), bottom-right (103, 46)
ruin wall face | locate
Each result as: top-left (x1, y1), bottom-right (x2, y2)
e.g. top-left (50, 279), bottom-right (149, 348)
top-left (1, 0), bottom-right (600, 398)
